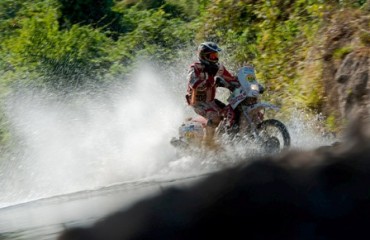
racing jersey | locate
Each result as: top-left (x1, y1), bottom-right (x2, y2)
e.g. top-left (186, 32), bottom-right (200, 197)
top-left (186, 62), bottom-right (238, 106)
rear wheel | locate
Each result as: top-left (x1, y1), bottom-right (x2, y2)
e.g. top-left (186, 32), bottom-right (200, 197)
top-left (257, 119), bottom-right (291, 153)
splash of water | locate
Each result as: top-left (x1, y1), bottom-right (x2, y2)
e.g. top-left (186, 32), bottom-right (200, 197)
top-left (0, 59), bottom-right (334, 208)
top-left (0, 63), bottom-right (189, 208)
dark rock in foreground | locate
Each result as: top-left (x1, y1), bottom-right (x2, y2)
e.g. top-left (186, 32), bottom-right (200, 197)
top-left (58, 120), bottom-right (370, 240)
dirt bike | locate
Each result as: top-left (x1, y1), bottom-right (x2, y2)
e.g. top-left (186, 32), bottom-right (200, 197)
top-left (171, 65), bottom-right (291, 154)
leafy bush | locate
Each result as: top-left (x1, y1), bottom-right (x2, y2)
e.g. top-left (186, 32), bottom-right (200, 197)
top-left (333, 46), bottom-right (353, 59)
top-left (0, 0), bottom-right (368, 145)
top-left (360, 31), bottom-right (370, 46)
top-left (3, 9), bottom-right (114, 89)
top-left (57, 0), bottom-right (125, 39)
top-left (110, 7), bottom-right (194, 72)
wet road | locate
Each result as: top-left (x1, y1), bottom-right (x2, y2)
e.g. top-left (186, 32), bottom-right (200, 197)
top-left (0, 173), bottom-right (210, 240)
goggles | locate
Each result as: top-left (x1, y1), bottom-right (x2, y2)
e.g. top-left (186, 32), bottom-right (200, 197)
top-left (207, 52), bottom-right (219, 61)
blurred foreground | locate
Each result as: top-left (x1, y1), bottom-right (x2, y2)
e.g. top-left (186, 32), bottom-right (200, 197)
top-left (58, 117), bottom-right (370, 240)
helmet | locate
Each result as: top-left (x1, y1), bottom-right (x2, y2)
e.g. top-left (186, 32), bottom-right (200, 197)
top-left (198, 42), bottom-right (222, 66)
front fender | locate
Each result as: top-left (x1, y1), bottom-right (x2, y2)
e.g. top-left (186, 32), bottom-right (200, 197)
top-left (255, 102), bottom-right (280, 111)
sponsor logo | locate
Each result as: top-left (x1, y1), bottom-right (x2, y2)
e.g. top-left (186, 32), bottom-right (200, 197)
top-left (246, 74), bottom-right (256, 81)
top-left (184, 132), bottom-right (195, 139)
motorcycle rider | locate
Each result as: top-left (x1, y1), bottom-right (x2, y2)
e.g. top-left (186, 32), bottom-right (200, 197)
top-left (186, 42), bottom-right (240, 149)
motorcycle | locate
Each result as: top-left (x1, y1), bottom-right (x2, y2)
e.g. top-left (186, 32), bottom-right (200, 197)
top-left (171, 65), bottom-right (291, 154)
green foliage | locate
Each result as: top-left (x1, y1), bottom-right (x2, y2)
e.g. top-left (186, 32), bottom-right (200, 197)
top-left (165, 0), bottom-right (209, 20)
top-left (333, 46), bottom-right (353, 59)
top-left (336, 0), bottom-right (368, 8)
top-left (0, 0), bottom-right (23, 19)
top-left (360, 31), bottom-right (370, 46)
top-left (0, 0), bottom-right (23, 38)
top-left (0, 0), bottom-right (368, 145)
top-left (110, 7), bottom-right (194, 71)
top-left (135, 0), bottom-right (166, 9)
top-left (0, 0), bottom-right (57, 39)
top-left (3, 9), bottom-right (114, 89)
top-left (57, 0), bottom-right (126, 39)
top-left (195, 0), bottom-right (328, 112)
top-left (117, 0), bottom-right (191, 21)
top-left (0, 112), bottom-right (10, 147)
top-left (326, 114), bottom-right (338, 132)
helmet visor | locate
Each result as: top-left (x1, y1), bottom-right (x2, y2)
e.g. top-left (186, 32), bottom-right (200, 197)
top-left (207, 52), bottom-right (219, 62)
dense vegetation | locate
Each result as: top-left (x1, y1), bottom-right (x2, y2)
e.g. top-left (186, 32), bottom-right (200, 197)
top-left (0, 0), bottom-right (369, 146)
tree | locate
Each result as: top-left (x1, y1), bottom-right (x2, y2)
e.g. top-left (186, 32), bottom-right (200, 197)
top-left (3, 10), bottom-right (114, 90)
top-left (57, 0), bottom-right (125, 38)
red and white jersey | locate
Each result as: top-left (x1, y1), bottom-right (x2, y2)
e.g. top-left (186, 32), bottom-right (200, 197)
top-left (186, 62), bottom-right (238, 105)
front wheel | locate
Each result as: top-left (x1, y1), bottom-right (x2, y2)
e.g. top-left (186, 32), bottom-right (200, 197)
top-left (256, 119), bottom-right (291, 153)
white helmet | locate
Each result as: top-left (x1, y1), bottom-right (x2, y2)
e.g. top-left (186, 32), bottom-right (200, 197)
top-left (197, 42), bottom-right (222, 66)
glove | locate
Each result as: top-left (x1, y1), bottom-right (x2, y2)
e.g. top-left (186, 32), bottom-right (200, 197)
top-left (229, 81), bottom-right (240, 91)
top-left (215, 76), bottom-right (225, 87)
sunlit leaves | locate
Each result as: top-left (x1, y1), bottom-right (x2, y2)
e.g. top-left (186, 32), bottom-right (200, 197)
top-left (3, 9), bottom-right (114, 88)
top-left (112, 7), bottom-right (194, 68)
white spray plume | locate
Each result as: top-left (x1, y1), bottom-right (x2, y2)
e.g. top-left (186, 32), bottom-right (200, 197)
top-left (0, 63), bottom-right (188, 207)
top-left (0, 59), bottom-right (335, 208)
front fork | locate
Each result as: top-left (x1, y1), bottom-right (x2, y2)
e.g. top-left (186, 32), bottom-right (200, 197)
top-left (240, 106), bottom-right (265, 142)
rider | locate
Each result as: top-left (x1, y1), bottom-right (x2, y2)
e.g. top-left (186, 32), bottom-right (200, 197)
top-left (186, 42), bottom-right (240, 149)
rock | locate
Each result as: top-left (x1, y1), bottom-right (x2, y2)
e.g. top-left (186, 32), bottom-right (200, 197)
top-left (317, 10), bottom-right (370, 128)
top-left (336, 48), bottom-right (370, 120)
top-left (58, 120), bottom-right (370, 240)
